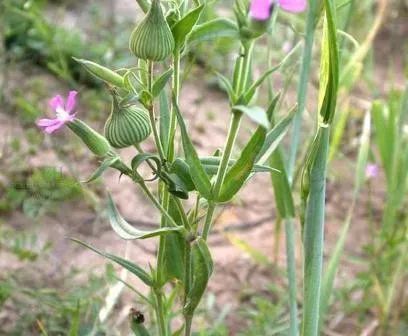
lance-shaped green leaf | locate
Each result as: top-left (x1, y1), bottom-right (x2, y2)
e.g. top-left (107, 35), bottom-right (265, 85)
top-left (173, 96), bottom-right (213, 200)
top-left (215, 71), bottom-right (236, 103)
top-left (161, 197), bottom-right (186, 285)
top-left (199, 156), bottom-right (276, 175)
top-left (152, 68), bottom-right (173, 97)
top-left (255, 109), bottom-right (295, 165)
top-left (318, 0), bottom-right (339, 125)
top-left (188, 18), bottom-right (239, 44)
top-left (73, 58), bottom-right (125, 88)
top-left (172, 5), bottom-right (204, 50)
top-left (217, 127), bottom-right (267, 202)
top-left (241, 64), bottom-right (280, 104)
top-left (269, 149), bottom-right (295, 219)
top-left (170, 158), bottom-right (196, 191)
top-left (85, 156), bottom-right (120, 183)
top-left (71, 239), bottom-right (153, 287)
top-left (233, 105), bottom-right (270, 129)
top-left (184, 238), bottom-right (213, 316)
top-left (107, 194), bottom-right (182, 240)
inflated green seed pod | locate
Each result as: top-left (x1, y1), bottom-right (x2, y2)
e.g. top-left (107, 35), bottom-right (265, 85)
top-left (104, 96), bottom-right (151, 148)
top-left (129, 0), bottom-right (175, 61)
top-left (67, 119), bottom-right (111, 157)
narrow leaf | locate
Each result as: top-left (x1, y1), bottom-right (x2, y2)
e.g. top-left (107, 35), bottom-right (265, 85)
top-left (218, 128), bottom-right (267, 202)
top-left (152, 69), bottom-right (173, 97)
top-left (256, 110), bottom-right (295, 165)
top-left (173, 97), bottom-right (213, 200)
top-left (107, 194), bottom-right (181, 240)
top-left (233, 105), bottom-right (270, 129)
top-left (71, 239), bottom-right (153, 286)
top-left (269, 149), bottom-right (295, 219)
top-left (188, 18), bottom-right (239, 44)
top-left (85, 156), bottom-right (119, 183)
top-left (172, 5), bottom-right (205, 50)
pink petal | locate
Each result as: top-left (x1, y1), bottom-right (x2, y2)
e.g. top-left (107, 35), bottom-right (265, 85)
top-left (44, 120), bottom-right (66, 134)
top-left (49, 95), bottom-right (64, 111)
top-left (36, 118), bottom-right (60, 127)
top-left (65, 90), bottom-right (78, 114)
top-left (278, 0), bottom-right (307, 13)
top-left (250, 0), bottom-right (273, 21)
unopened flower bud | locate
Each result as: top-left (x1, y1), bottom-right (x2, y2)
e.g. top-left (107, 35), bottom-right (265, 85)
top-left (67, 119), bottom-right (112, 157)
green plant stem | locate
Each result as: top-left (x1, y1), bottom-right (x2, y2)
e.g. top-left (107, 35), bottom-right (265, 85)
top-left (202, 112), bottom-right (242, 240)
top-left (184, 241), bottom-right (193, 336)
top-left (136, 177), bottom-right (179, 229)
top-left (285, 218), bottom-right (299, 336)
top-left (168, 52), bottom-right (181, 162)
top-left (287, 4), bottom-right (319, 334)
top-left (154, 289), bottom-right (167, 336)
top-left (212, 111), bottom-right (242, 197)
top-left (287, 0), bottom-right (320, 181)
top-left (147, 60), bottom-right (166, 163)
top-left (302, 126), bottom-right (330, 336)
top-left (202, 40), bottom-right (254, 240)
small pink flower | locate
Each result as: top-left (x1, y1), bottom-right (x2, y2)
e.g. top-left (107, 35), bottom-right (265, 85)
top-left (36, 91), bottom-right (78, 134)
top-left (366, 164), bottom-right (379, 179)
top-left (250, 0), bottom-right (306, 21)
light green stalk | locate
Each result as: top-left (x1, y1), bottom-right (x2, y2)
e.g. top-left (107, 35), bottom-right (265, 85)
top-left (301, 1), bottom-right (339, 334)
top-left (279, 3), bottom-right (320, 328)
top-left (302, 126), bottom-right (330, 336)
top-left (287, 0), bottom-right (320, 180)
top-left (202, 41), bottom-right (255, 240)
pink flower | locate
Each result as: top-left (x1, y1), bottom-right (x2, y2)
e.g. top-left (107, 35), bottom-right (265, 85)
top-left (250, 0), bottom-right (306, 21)
top-left (36, 91), bottom-right (78, 134)
top-left (366, 164), bottom-right (379, 179)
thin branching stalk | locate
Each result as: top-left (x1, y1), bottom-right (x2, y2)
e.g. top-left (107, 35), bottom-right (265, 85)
top-left (203, 41), bottom-right (255, 240)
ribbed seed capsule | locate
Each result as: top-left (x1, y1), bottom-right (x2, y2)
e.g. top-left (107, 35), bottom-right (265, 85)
top-left (104, 97), bottom-right (151, 148)
top-left (129, 0), bottom-right (175, 61)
